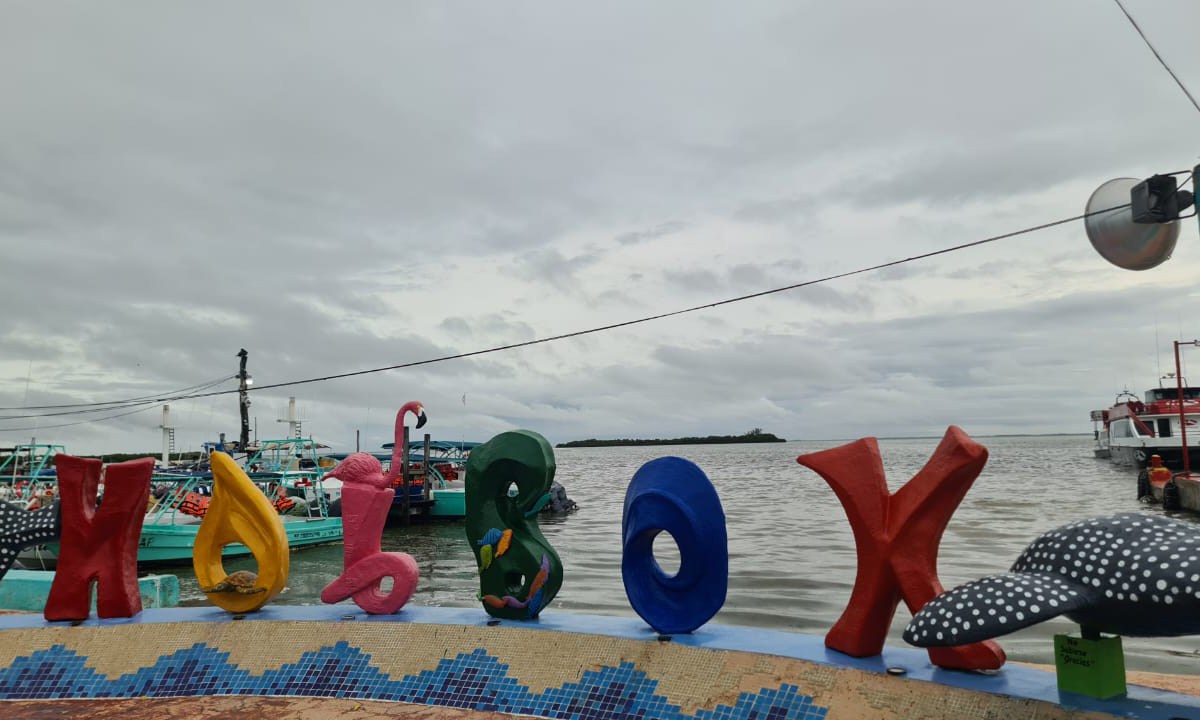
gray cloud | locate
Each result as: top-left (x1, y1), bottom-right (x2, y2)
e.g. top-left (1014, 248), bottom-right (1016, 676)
top-left (1, 1), bottom-right (1198, 454)
top-left (615, 221), bottom-right (689, 246)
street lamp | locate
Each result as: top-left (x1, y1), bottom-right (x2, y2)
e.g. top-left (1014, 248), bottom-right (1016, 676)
top-left (1085, 165), bottom-right (1198, 270)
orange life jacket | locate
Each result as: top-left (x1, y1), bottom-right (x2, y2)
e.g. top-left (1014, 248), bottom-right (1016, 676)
top-left (273, 486), bottom-right (296, 513)
top-left (178, 492), bottom-right (210, 517)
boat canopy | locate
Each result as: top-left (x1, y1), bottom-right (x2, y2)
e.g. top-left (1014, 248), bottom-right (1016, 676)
top-left (245, 437), bottom-right (332, 471)
top-left (0, 444), bottom-right (65, 478)
top-left (380, 440), bottom-right (482, 452)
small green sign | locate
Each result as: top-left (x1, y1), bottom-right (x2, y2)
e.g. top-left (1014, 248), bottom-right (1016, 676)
top-left (1054, 633), bottom-right (1126, 700)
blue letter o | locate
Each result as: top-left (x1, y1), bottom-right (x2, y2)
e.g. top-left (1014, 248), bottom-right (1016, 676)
top-left (622, 456), bottom-right (727, 634)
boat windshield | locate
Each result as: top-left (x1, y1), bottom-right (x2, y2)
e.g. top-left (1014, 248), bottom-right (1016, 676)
top-left (1146, 387), bottom-right (1200, 401)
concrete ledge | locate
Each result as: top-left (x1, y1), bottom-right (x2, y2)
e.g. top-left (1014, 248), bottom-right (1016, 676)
top-left (0, 570), bottom-right (179, 612)
top-left (0, 606), bottom-right (1198, 718)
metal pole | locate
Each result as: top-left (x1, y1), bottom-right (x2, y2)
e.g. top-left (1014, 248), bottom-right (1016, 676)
top-left (160, 405), bottom-right (171, 465)
top-left (1176, 341), bottom-right (1189, 476)
top-left (237, 349), bottom-right (250, 451)
top-left (1195, 164), bottom-right (1200, 237)
top-left (423, 432), bottom-right (432, 504)
top-left (401, 425), bottom-right (411, 525)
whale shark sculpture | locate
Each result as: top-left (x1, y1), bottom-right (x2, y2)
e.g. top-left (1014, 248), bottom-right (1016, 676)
top-left (905, 512), bottom-right (1200, 647)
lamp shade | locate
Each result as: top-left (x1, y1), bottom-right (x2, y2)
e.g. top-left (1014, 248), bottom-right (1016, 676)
top-left (1085, 177), bottom-right (1179, 270)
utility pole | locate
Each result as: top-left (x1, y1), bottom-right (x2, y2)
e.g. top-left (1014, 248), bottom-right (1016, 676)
top-left (237, 349), bottom-right (251, 451)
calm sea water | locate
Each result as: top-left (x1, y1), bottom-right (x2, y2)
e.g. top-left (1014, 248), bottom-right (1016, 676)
top-left (169, 435), bottom-right (1200, 675)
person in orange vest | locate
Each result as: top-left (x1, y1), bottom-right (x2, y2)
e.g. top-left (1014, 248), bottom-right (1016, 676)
top-left (1148, 454), bottom-right (1173, 486)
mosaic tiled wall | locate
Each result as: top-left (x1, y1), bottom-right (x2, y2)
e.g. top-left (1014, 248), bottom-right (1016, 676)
top-left (0, 622), bottom-right (1128, 719)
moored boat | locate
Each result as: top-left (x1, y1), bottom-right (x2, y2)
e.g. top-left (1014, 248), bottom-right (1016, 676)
top-left (386, 439), bottom-right (477, 520)
top-left (15, 458), bottom-right (343, 569)
top-left (1090, 386), bottom-right (1200, 469)
top-left (0, 444), bottom-right (62, 509)
top-left (365, 439), bottom-right (574, 520)
top-left (244, 436), bottom-right (340, 511)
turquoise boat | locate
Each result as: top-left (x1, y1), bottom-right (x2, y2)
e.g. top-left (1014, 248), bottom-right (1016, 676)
top-left (243, 437), bottom-right (342, 510)
top-left (0, 444), bottom-right (63, 509)
top-left (328, 440), bottom-right (478, 520)
top-left (327, 439), bottom-right (578, 521)
top-left (415, 440), bottom-right (476, 520)
top-left (16, 459), bottom-right (343, 569)
top-left (141, 467), bottom-right (343, 565)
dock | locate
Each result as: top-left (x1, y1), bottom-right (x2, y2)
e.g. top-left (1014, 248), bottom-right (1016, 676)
top-left (0, 570), bottom-right (180, 612)
top-left (1148, 473), bottom-right (1200, 512)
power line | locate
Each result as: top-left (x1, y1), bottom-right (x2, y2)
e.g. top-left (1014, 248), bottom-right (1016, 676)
top-left (0, 402), bottom-right (163, 433)
top-left (0, 374), bottom-right (238, 412)
top-left (1112, 0), bottom-right (1200, 117)
top-left (0, 376), bottom-right (237, 421)
top-left (0, 204), bottom-right (1131, 432)
top-left (162, 205), bottom-right (1136, 400)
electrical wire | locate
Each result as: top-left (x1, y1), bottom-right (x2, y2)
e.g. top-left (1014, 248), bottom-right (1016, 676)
top-left (141, 205), bottom-right (1141, 401)
top-left (1112, 0), bottom-right (1200, 117)
top-left (0, 204), bottom-right (1133, 433)
top-left (0, 402), bottom-right (163, 434)
top-left (0, 376), bottom-right (237, 421)
top-left (0, 374), bottom-right (238, 412)
top-left (238, 205), bottom-right (1132, 394)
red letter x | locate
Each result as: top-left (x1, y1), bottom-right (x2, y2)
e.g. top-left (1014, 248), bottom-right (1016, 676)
top-left (797, 426), bottom-right (1005, 670)
top-left (45, 456), bottom-right (153, 621)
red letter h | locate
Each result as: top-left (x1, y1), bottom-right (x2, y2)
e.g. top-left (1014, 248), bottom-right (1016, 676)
top-left (45, 456), bottom-right (153, 621)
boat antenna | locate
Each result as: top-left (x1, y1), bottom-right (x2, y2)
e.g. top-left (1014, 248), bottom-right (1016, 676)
top-left (1156, 321), bottom-right (1163, 386)
top-left (1181, 317), bottom-right (1188, 383)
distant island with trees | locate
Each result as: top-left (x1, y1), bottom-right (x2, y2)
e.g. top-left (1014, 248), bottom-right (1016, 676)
top-left (556, 428), bottom-right (786, 448)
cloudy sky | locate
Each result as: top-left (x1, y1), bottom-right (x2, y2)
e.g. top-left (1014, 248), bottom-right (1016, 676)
top-left (2, 1), bottom-right (1200, 456)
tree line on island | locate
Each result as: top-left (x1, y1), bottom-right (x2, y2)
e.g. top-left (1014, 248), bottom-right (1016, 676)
top-left (556, 428), bottom-right (786, 448)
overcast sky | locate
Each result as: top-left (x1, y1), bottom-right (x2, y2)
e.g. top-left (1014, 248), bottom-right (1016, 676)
top-left (2, 1), bottom-right (1200, 456)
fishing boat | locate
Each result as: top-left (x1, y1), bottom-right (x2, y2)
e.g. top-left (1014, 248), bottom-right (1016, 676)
top-left (399, 439), bottom-right (477, 520)
top-left (328, 440), bottom-right (477, 521)
top-left (15, 451), bottom-right (343, 569)
top-left (243, 436), bottom-right (340, 508)
top-left (139, 472), bottom-right (342, 565)
top-left (0, 444), bottom-right (62, 509)
top-left (1090, 386), bottom-right (1200, 469)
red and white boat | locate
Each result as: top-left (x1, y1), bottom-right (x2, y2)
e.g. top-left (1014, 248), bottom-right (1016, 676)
top-left (1092, 386), bottom-right (1200, 470)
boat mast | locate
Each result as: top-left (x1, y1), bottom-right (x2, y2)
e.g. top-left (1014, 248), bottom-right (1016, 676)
top-left (278, 396), bottom-right (301, 439)
top-left (159, 405), bottom-right (173, 465)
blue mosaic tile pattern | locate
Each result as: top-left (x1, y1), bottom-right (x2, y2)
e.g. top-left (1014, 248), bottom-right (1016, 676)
top-left (0, 643), bottom-right (826, 719)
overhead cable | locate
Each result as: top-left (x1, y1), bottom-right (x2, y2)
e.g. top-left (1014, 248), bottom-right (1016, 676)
top-left (0, 204), bottom-right (1131, 432)
top-left (1112, 0), bottom-right (1200, 117)
top-left (152, 205), bottom-right (1133, 400)
top-left (0, 402), bottom-right (165, 434)
top-left (0, 376), bottom-right (236, 421)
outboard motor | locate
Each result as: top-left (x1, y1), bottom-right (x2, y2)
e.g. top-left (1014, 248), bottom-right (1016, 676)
top-left (544, 481), bottom-right (578, 514)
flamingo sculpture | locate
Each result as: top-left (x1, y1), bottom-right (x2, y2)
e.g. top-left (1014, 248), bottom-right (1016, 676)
top-left (384, 401), bottom-right (426, 486)
top-left (320, 452), bottom-right (419, 614)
